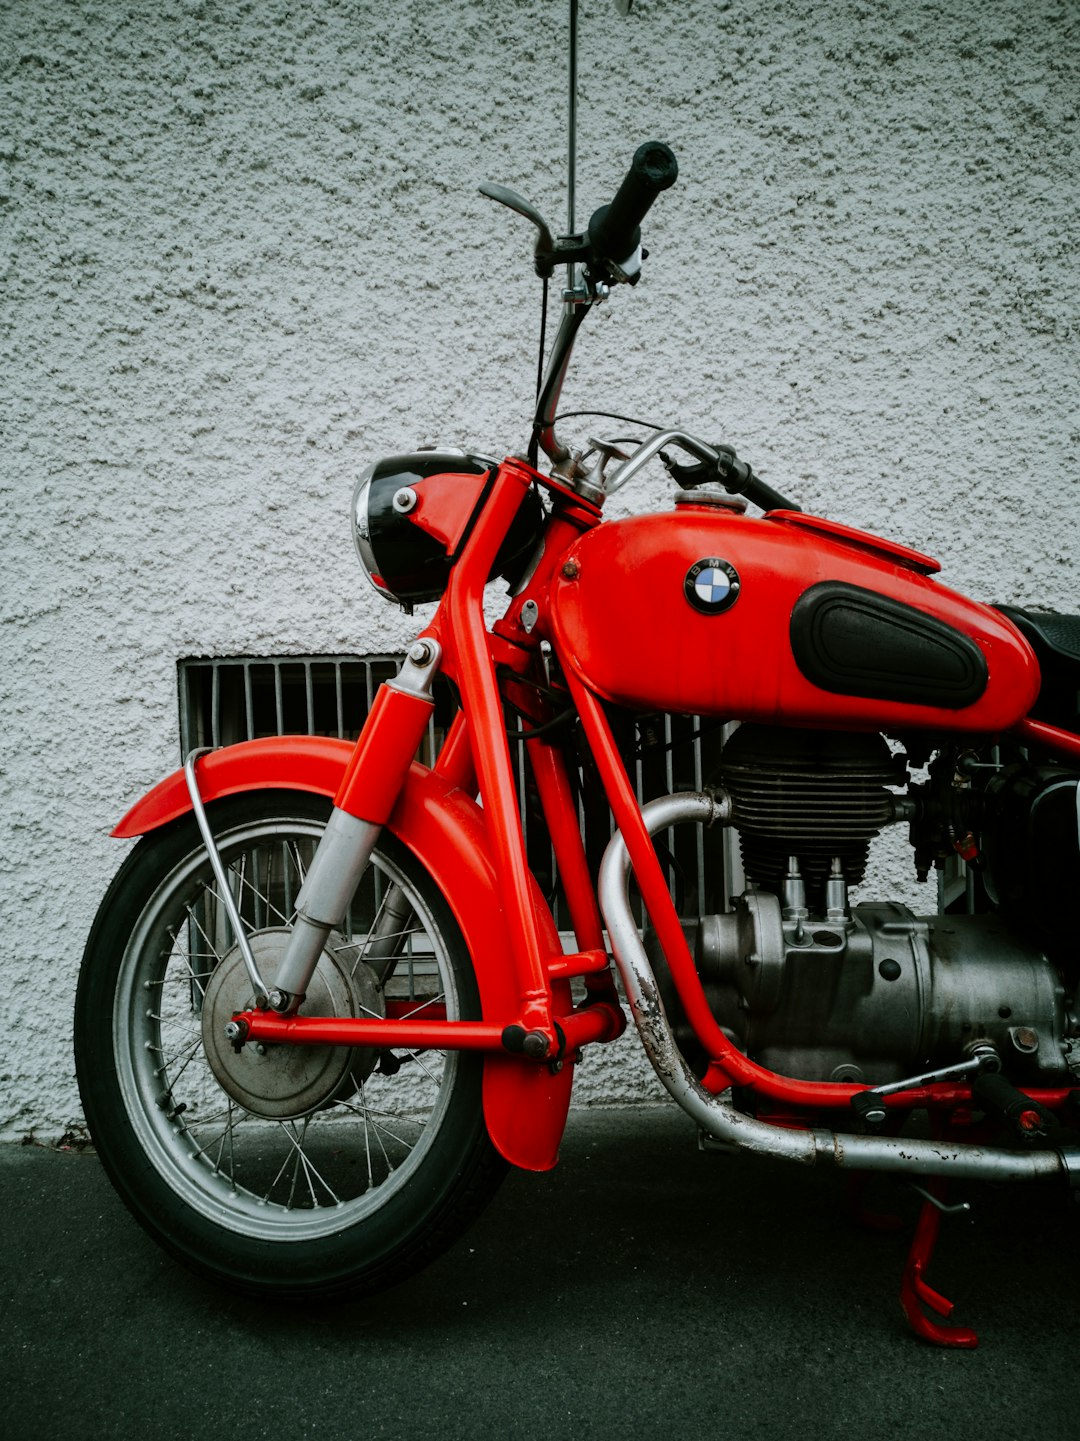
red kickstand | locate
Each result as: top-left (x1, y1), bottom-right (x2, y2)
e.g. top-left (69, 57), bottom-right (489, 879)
top-left (899, 1182), bottom-right (978, 1349)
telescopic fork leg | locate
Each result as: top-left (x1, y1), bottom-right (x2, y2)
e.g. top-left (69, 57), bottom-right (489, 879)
top-left (263, 638), bottom-right (442, 1011)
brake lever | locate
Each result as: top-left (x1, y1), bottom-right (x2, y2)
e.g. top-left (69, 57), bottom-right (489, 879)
top-left (660, 452), bottom-right (712, 487)
top-left (663, 445), bottom-right (801, 513)
top-left (479, 183), bottom-right (594, 281)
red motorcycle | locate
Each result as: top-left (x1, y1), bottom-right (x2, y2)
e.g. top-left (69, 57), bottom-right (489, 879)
top-left (76, 141), bottom-right (1080, 1346)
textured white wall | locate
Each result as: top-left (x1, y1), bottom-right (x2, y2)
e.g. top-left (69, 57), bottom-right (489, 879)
top-left (2, 0), bottom-right (1076, 1137)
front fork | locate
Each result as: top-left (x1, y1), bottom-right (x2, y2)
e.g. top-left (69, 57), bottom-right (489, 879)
top-left (241, 638), bottom-right (442, 1012)
top-left (208, 456), bottom-right (621, 1078)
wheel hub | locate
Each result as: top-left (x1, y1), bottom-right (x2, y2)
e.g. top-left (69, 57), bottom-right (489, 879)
top-left (201, 928), bottom-right (384, 1120)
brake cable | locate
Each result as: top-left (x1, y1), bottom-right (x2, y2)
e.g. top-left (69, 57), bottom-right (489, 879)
top-left (535, 274), bottom-right (549, 403)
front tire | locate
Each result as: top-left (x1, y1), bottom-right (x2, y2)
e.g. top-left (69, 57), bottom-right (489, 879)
top-left (75, 790), bottom-right (505, 1299)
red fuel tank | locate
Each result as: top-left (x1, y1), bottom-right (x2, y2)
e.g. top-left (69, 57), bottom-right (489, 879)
top-left (546, 502), bottom-right (1039, 733)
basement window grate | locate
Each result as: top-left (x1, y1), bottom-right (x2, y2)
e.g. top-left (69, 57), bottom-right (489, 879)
top-left (178, 655), bottom-right (452, 765)
top-left (178, 655), bottom-right (736, 925)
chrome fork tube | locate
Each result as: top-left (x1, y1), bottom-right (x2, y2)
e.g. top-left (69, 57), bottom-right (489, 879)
top-left (270, 809), bottom-right (384, 1008)
top-left (598, 792), bottom-right (1074, 1183)
top-left (270, 639), bottom-right (441, 1011)
top-left (184, 750), bottom-right (379, 1010)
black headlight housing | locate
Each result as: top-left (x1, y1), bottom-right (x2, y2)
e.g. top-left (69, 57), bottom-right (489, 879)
top-left (352, 451), bottom-right (544, 607)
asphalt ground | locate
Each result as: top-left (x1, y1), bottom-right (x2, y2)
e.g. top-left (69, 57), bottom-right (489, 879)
top-left (2, 1104), bottom-right (1078, 1441)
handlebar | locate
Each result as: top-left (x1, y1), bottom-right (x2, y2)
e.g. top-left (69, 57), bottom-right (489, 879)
top-left (481, 144), bottom-right (798, 508)
top-left (528, 142), bottom-right (678, 466)
top-left (701, 446), bottom-right (801, 513)
top-left (607, 431), bottom-right (801, 512)
top-left (730, 468), bottom-right (801, 514)
top-left (587, 141), bottom-right (679, 270)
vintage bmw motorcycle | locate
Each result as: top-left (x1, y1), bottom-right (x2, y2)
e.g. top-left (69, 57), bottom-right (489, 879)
top-left (76, 140), bottom-right (1080, 1347)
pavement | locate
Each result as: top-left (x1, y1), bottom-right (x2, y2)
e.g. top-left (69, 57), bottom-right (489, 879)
top-left (2, 1104), bottom-right (1078, 1441)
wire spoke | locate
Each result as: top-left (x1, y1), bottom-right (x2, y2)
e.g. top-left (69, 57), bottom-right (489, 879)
top-left (167, 923), bottom-right (217, 998)
top-left (125, 812), bottom-right (468, 1242)
top-left (155, 1032), bottom-right (203, 1085)
top-left (223, 1097), bottom-right (237, 1186)
top-left (326, 925), bottom-right (418, 959)
top-left (289, 840), bottom-right (309, 887)
top-left (396, 1047), bottom-right (446, 1090)
top-left (340, 1097), bottom-right (423, 1158)
top-left (356, 1078), bottom-right (396, 1182)
top-left (221, 867), bottom-right (292, 930)
top-left (285, 1119), bottom-right (307, 1208)
top-left (180, 1101), bottom-right (241, 1132)
top-left (208, 1104), bottom-right (235, 1179)
top-left (184, 902), bottom-right (230, 969)
top-left (272, 1117), bottom-right (342, 1207)
top-left (184, 1102), bottom-right (247, 1180)
top-left (395, 990), bottom-right (447, 1021)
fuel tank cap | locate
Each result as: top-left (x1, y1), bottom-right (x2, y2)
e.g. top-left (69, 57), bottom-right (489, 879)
top-left (674, 488), bottom-right (747, 513)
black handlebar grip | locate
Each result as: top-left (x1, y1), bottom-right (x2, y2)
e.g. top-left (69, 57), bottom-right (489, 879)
top-left (587, 141), bottom-right (678, 265)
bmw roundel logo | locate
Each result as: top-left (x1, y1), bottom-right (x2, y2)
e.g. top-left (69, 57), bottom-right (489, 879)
top-left (684, 558), bottom-right (741, 615)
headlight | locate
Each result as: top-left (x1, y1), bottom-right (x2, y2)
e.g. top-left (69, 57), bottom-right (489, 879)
top-left (352, 450), bottom-right (544, 607)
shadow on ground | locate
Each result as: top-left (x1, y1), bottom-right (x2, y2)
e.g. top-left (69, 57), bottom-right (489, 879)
top-left (3, 1105), bottom-right (1077, 1440)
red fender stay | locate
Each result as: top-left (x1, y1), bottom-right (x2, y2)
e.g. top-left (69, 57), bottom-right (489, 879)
top-left (113, 736), bottom-right (574, 1171)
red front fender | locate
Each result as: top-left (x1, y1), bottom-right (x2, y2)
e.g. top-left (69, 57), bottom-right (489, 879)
top-left (113, 736), bottom-right (573, 1171)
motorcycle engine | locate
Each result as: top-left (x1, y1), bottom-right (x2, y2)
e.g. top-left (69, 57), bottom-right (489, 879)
top-left (645, 724), bottom-right (1078, 1087)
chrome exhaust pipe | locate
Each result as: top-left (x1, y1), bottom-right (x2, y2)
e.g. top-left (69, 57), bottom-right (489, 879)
top-left (598, 791), bottom-right (1073, 1183)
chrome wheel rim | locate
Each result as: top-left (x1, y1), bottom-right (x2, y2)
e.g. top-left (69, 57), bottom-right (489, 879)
top-left (114, 815), bottom-right (463, 1242)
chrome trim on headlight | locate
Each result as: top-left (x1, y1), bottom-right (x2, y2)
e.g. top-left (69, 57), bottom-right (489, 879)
top-left (351, 462), bottom-right (390, 599)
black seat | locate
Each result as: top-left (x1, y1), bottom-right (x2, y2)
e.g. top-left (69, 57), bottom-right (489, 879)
top-left (997, 605), bottom-right (1080, 732)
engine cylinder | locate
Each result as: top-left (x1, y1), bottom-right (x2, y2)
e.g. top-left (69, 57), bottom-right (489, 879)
top-left (716, 725), bottom-right (898, 898)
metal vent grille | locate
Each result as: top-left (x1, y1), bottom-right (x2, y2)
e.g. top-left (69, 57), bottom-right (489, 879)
top-left (178, 655), bottom-right (734, 925)
top-left (178, 655), bottom-right (451, 762)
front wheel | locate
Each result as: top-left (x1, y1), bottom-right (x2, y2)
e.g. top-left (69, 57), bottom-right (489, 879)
top-left (75, 790), bottom-right (505, 1299)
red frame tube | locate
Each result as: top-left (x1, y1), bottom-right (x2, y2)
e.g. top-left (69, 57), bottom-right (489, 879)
top-left (1014, 715), bottom-right (1080, 763)
top-left (435, 458), bottom-right (564, 1036)
top-left (433, 711), bottom-right (477, 791)
top-left (236, 1005), bottom-right (619, 1052)
top-left (524, 739), bottom-right (606, 953)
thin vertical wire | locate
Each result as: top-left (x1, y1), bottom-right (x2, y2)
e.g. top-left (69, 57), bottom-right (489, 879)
top-left (567, 0), bottom-right (578, 289)
top-left (211, 663), bottom-right (221, 748)
top-left (178, 664), bottom-right (192, 757)
top-left (244, 662), bottom-right (254, 740)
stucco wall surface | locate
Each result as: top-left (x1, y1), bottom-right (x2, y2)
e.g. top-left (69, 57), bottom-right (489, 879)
top-left (1, 0), bottom-right (1077, 1137)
